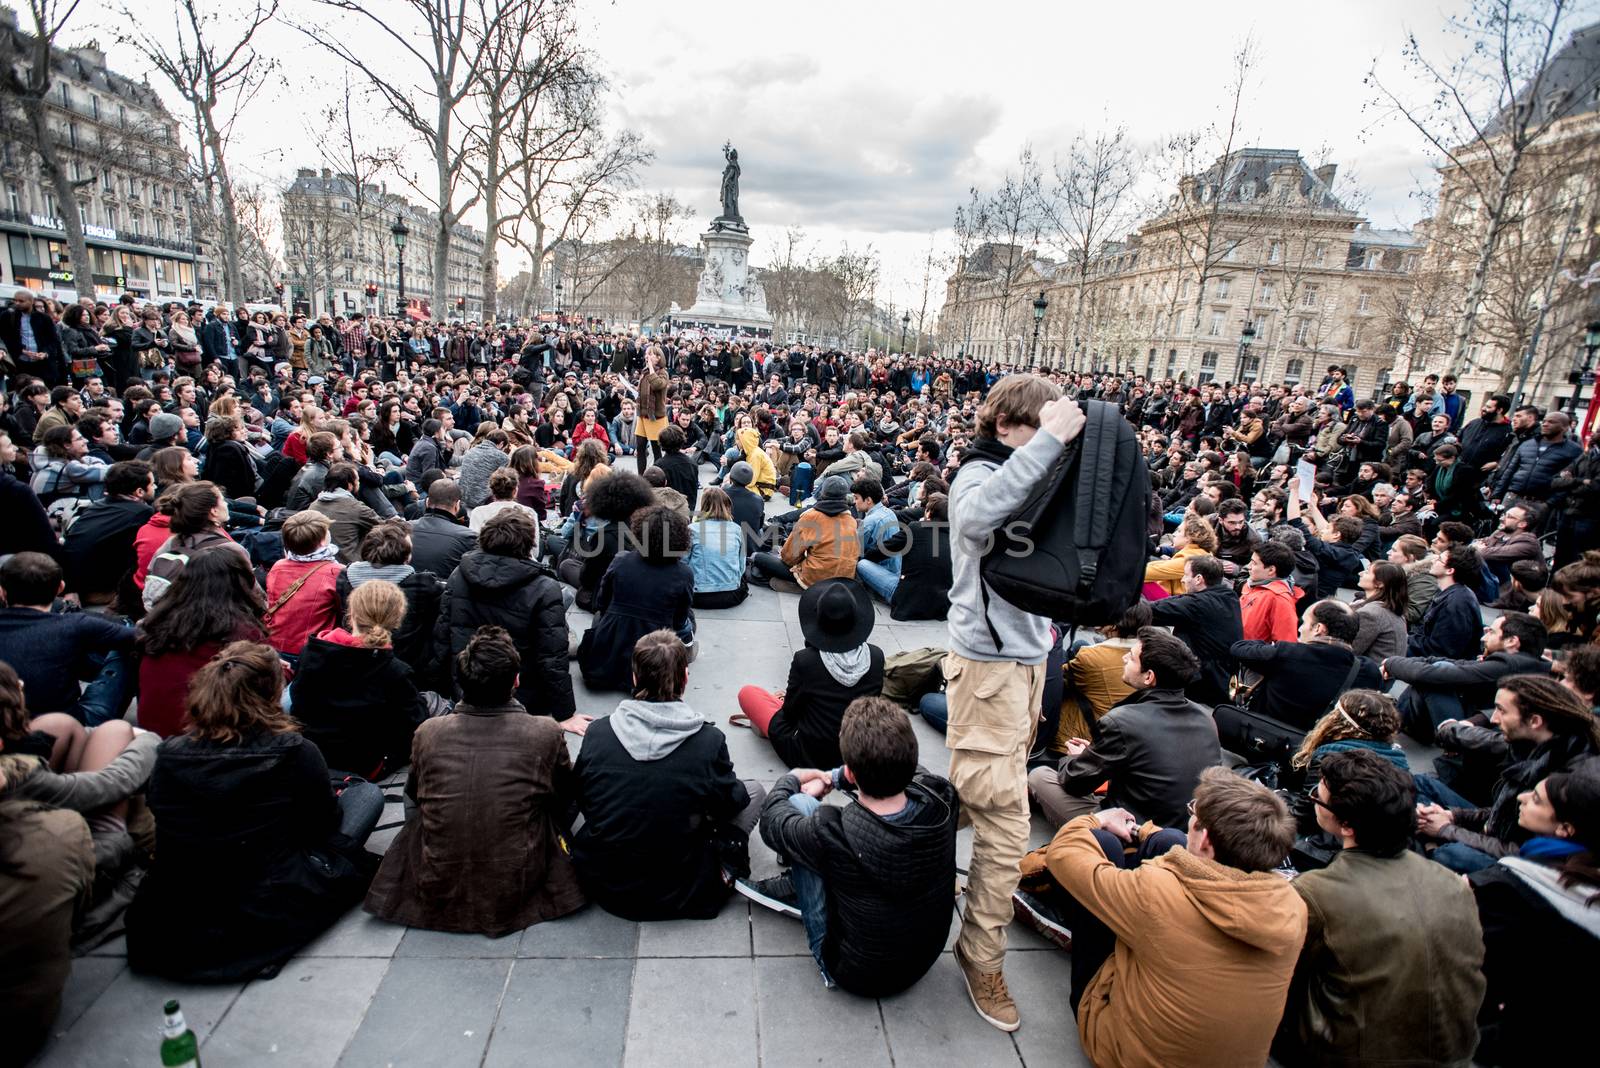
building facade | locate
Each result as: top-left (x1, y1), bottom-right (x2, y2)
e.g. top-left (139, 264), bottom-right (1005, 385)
top-left (0, 12), bottom-right (212, 304)
top-left (280, 168), bottom-right (488, 321)
top-left (941, 149), bottom-right (1424, 396)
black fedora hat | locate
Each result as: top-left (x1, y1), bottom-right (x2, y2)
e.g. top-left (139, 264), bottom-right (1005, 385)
top-left (798, 578), bottom-right (875, 653)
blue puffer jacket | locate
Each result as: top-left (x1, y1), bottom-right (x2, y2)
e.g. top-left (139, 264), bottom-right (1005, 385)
top-left (1494, 435), bottom-right (1581, 498)
top-left (687, 519), bottom-right (745, 593)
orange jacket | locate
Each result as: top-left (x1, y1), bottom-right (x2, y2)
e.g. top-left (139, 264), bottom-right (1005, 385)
top-left (780, 509), bottom-right (859, 589)
top-left (1240, 579), bottom-right (1299, 643)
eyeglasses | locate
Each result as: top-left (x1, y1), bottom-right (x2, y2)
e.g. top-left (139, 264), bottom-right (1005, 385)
top-left (1186, 799), bottom-right (1197, 818)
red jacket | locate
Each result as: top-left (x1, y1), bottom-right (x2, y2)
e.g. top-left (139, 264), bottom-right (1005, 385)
top-left (571, 420), bottom-right (611, 448)
top-left (1240, 579), bottom-right (1300, 643)
top-left (264, 558), bottom-right (344, 656)
top-left (132, 514), bottom-right (172, 589)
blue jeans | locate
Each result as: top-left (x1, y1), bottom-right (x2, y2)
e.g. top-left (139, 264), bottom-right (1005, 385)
top-left (916, 692), bottom-right (948, 733)
top-left (336, 781), bottom-right (385, 845)
top-left (786, 792), bottom-right (833, 985)
top-left (788, 462), bottom-right (813, 505)
top-left (1413, 774), bottom-right (1499, 873)
top-left (1413, 773), bottom-right (1475, 809)
top-left (856, 559), bottom-right (900, 603)
top-left (74, 648), bottom-right (135, 727)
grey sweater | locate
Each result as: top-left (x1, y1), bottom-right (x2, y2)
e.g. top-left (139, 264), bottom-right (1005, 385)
top-left (946, 430), bottom-right (1065, 664)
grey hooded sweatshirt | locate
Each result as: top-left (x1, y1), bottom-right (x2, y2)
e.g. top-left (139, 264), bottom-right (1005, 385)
top-left (608, 700), bottom-right (706, 761)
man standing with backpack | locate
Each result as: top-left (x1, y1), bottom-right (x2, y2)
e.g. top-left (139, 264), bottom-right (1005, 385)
top-left (945, 375), bottom-right (1084, 1031)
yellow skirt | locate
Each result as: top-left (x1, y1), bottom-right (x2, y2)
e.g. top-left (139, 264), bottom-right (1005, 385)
top-left (637, 415), bottom-right (667, 441)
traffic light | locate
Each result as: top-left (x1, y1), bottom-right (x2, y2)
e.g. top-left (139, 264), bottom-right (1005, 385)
top-left (274, 281), bottom-right (284, 295)
top-left (365, 283), bottom-right (378, 298)
top-left (456, 297), bottom-right (465, 310)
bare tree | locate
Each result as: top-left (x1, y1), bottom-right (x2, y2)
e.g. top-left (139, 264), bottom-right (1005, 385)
top-left (1, 0), bottom-right (95, 292)
top-left (118, 0), bottom-right (278, 308)
top-left (819, 244), bottom-right (881, 346)
top-left (232, 182), bottom-right (281, 300)
top-left (307, 73), bottom-right (402, 293)
top-left (303, 0), bottom-right (490, 315)
top-left (1368, 0), bottom-right (1593, 374)
top-left (977, 150), bottom-right (1043, 361)
top-left (1037, 123), bottom-right (1141, 368)
top-left (617, 193), bottom-right (696, 325)
top-left (761, 227), bottom-right (816, 340)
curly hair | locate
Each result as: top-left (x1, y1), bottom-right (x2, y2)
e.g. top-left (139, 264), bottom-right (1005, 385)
top-left (1291, 689), bottom-right (1400, 769)
top-left (627, 504), bottom-right (692, 565)
top-left (587, 471), bottom-right (658, 523)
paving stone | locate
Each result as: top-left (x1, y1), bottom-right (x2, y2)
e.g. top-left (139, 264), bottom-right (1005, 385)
top-left (634, 900), bottom-right (751, 958)
top-left (754, 955), bottom-right (893, 1068)
top-left (35, 968), bottom-right (244, 1068)
top-left (518, 904), bottom-right (640, 958)
top-left (877, 956), bottom-right (1022, 1066)
top-left (624, 957), bottom-right (757, 1068)
top-left (302, 909), bottom-right (408, 958)
top-left (748, 902), bottom-right (812, 957)
top-left (205, 956), bottom-right (387, 1065)
top-left (483, 958), bottom-right (634, 1068)
top-left (395, 925), bottom-right (523, 958)
top-left (53, 957), bottom-right (125, 1034)
top-left (1006, 948), bottom-right (1092, 1066)
top-left (337, 957), bottom-right (511, 1068)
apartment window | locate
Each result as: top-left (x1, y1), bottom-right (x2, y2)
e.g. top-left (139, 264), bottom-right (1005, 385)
top-left (1267, 241), bottom-right (1282, 264)
top-left (1208, 311), bottom-right (1225, 336)
top-left (1179, 279), bottom-right (1191, 300)
top-left (344, 266), bottom-right (354, 282)
top-left (91, 95), bottom-right (99, 120)
top-left (1166, 349), bottom-right (1178, 378)
top-left (1301, 284), bottom-right (1319, 308)
top-left (68, 122), bottom-right (78, 148)
top-left (1365, 249), bottom-right (1382, 269)
top-left (1311, 242), bottom-right (1327, 264)
top-left (77, 202), bottom-right (87, 223)
top-left (152, 187), bottom-right (163, 207)
top-left (71, 160), bottom-right (82, 181)
top-left (1241, 180), bottom-right (1256, 199)
top-left (1241, 353), bottom-right (1260, 382)
top-left (128, 179), bottom-right (140, 201)
top-left (1223, 240), bottom-right (1240, 261)
top-left (1252, 314), bottom-right (1268, 339)
top-left (6, 185), bottom-right (18, 214)
top-left (44, 192), bottom-right (58, 218)
top-left (60, 83), bottom-right (69, 106)
top-left (130, 209), bottom-right (142, 232)
top-left (105, 206), bottom-right (117, 228)
top-left (1214, 276), bottom-right (1231, 300)
top-left (1347, 323), bottom-right (1363, 349)
top-left (1357, 289), bottom-right (1372, 312)
top-left (1154, 311), bottom-right (1165, 334)
top-left (1284, 358), bottom-right (1305, 385)
top-left (1294, 319), bottom-right (1312, 345)
top-left (1260, 281), bottom-right (1276, 304)
top-left (1199, 350), bottom-right (1219, 378)
top-left (154, 217), bottom-right (165, 238)
top-left (118, 104), bottom-right (126, 127)
top-left (101, 171), bottom-right (113, 192)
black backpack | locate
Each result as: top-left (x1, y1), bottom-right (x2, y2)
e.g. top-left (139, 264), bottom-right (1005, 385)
top-left (976, 399), bottom-right (1150, 645)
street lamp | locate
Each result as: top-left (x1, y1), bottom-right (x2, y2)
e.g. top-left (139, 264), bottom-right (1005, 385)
top-left (900, 311), bottom-right (910, 354)
top-left (554, 281), bottom-right (563, 319)
top-left (390, 215), bottom-right (409, 318)
top-left (1030, 290), bottom-right (1048, 365)
top-left (1234, 320), bottom-right (1258, 384)
top-left (1569, 319), bottom-right (1600, 415)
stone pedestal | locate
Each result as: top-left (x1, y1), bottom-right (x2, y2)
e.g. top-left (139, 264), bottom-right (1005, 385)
top-left (672, 218), bottom-right (773, 338)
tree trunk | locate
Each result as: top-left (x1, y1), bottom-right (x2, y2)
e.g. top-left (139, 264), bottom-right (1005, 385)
top-left (26, 109), bottom-right (92, 301)
top-left (203, 116), bottom-right (246, 307)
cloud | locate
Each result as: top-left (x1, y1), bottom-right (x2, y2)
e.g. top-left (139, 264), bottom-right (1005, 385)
top-left (614, 62), bottom-right (1002, 235)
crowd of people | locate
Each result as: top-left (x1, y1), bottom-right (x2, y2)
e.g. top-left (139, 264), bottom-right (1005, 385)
top-left (1, 284), bottom-right (1597, 1066)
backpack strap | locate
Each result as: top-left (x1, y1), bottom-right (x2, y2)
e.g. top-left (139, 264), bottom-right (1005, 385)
top-left (1070, 401), bottom-right (1122, 596)
top-left (264, 561), bottom-right (332, 622)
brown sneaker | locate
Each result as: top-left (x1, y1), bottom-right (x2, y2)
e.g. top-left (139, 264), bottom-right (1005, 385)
top-left (954, 942), bottom-right (1020, 1031)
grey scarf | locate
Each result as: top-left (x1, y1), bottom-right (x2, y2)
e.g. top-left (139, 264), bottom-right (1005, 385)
top-left (821, 644), bottom-right (871, 687)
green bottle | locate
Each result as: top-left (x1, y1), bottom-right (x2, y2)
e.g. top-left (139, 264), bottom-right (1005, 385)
top-left (160, 999), bottom-right (201, 1068)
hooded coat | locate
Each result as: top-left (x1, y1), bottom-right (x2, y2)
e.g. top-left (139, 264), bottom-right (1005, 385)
top-left (291, 629), bottom-right (427, 777)
top-left (364, 701), bottom-right (585, 936)
top-left (735, 426), bottom-right (778, 498)
top-left (1046, 815), bottom-right (1308, 1068)
top-left (572, 702), bottom-right (749, 920)
top-left (434, 551), bottom-right (575, 719)
top-left (1240, 578), bottom-right (1300, 643)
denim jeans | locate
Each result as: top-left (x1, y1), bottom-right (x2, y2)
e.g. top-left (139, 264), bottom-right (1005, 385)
top-left (1413, 772), bottom-right (1475, 809)
top-left (336, 781), bottom-right (385, 846)
top-left (856, 559), bottom-right (900, 603)
top-left (917, 692), bottom-right (948, 732)
top-left (1412, 774), bottom-right (1500, 873)
top-left (789, 462), bottom-right (813, 505)
top-left (73, 648), bottom-right (135, 727)
top-left (785, 792), bottom-right (834, 985)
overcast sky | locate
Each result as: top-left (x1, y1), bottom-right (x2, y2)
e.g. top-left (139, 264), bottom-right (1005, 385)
top-left (81, 0), bottom-right (1551, 308)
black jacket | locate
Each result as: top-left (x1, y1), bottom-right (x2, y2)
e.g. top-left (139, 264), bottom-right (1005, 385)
top-left (434, 551), bottom-right (575, 719)
top-left (409, 509), bottom-right (477, 579)
top-left (201, 438), bottom-right (258, 501)
top-left (1055, 688), bottom-right (1224, 827)
top-left (757, 771), bottom-right (957, 997)
top-left (726, 484), bottom-right (768, 554)
top-left (656, 451), bottom-right (699, 504)
top-left (577, 553), bottom-right (694, 692)
top-left (334, 567), bottom-right (444, 690)
top-left (1230, 639), bottom-right (1383, 731)
top-left (126, 731), bottom-right (376, 981)
top-left (1294, 520), bottom-right (1365, 598)
top-left (888, 521), bottom-right (952, 621)
top-left (1382, 649), bottom-right (1548, 713)
top-left (291, 634), bottom-right (426, 777)
top-left (60, 496), bottom-right (152, 595)
top-left (1459, 416), bottom-right (1514, 472)
top-left (768, 646), bottom-right (886, 769)
top-left (1407, 583), bottom-right (1483, 660)
top-left (572, 715), bottom-right (747, 920)
top-left (1146, 584), bottom-right (1244, 706)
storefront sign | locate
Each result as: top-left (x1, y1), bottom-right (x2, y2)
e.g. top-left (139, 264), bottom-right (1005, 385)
top-left (47, 270), bottom-right (74, 282)
top-left (25, 214), bottom-right (118, 242)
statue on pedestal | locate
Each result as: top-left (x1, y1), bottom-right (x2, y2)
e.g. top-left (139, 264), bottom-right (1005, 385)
top-left (719, 142), bottom-right (741, 221)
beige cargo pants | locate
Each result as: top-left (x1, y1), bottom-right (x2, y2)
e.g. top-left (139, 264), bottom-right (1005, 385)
top-left (943, 652), bottom-right (1046, 973)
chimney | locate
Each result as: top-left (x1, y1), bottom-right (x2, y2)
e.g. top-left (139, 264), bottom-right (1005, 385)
top-left (297, 168), bottom-right (315, 178)
top-left (321, 168), bottom-right (331, 179)
top-left (1314, 164), bottom-right (1338, 187)
top-left (73, 44), bottom-right (107, 70)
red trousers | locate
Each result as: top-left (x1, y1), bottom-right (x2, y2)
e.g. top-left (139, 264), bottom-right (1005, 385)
top-left (737, 685), bottom-right (782, 737)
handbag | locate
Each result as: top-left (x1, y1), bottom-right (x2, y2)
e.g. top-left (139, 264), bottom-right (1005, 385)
top-left (1214, 655), bottom-right (1363, 762)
